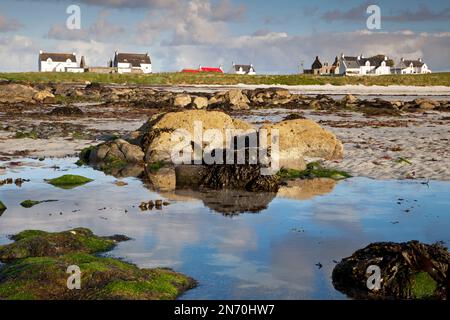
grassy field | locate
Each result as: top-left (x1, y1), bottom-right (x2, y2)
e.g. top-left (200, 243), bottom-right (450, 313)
top-left (1, 71), bottom-right (450, 86)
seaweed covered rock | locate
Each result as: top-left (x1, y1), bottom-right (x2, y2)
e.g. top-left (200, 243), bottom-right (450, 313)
top-left (0, 228), bottom-right (196, 300)
top-left (0, 228), bottom-right (120, 261)
top-left (332, 241), bottom-right (450, 300)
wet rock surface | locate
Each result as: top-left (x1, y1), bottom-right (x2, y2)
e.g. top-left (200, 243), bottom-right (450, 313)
top-left (332, 241), bottom-right (450, 300)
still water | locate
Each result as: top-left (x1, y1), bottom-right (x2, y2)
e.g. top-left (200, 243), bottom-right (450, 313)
top-left (0, 158), bottom-right (449, 299)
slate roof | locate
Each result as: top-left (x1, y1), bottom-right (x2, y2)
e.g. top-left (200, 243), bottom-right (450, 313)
top-left (115, 53), bottom-right (151, 67)
top-left (311, 56), bottom-right (322, 70)
top-left (399, 59), bottom-right (425, 68)
top-left (39, 52), bottom-right (76, 62)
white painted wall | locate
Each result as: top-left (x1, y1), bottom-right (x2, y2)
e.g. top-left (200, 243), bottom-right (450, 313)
top-left (117, 62), bottom-right (152, 74)
top-left (39, 58), bottom-right (78, 72)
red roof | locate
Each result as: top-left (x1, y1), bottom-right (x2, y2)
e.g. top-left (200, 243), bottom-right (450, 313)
top-left (200, 67), bottom-right (223, 73)
top-left (181, 66), bottom-right (223, 73)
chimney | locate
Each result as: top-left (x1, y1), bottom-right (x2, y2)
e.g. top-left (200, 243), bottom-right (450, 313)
top-left (418, 58), bottom-right (422, 62)
top-left (39, 50), bottom-right (43, 54)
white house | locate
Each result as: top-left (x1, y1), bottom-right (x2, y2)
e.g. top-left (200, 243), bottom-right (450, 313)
top-left (229, 63), bottom-right (256, 75)
top-left (113, 52), bottom-right (152, 74)
top-left (38, 51), bottom-right (84, 73)
top-left (394, 58), bottom-right (431, 74)
top-left (338, 54), bottom-right (392, 76)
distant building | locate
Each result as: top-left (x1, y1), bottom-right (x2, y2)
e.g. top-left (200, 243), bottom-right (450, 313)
top-left (304, 56), bottom-right (337, 75)
top-left (113, 52), bottom-right (152, 74)
top-left (338, 54), bottom-right (392, 76)
top-left (393, 58), bottom-right (431, 74)
top-left (38, 50), bottom-right (84, 73)
top-left (230, 63), bottom-right (256, 75)
top-left (181, 65), bottom-right (224, 73)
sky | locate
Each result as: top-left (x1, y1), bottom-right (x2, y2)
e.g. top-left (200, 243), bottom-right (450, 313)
top-left (0, 0), bottom-right (449, 73)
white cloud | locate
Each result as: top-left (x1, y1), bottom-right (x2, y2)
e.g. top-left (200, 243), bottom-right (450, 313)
top-left (47, 10), bottom-right (125, 42)
top-left (0, 35), bottom-right (37, 71)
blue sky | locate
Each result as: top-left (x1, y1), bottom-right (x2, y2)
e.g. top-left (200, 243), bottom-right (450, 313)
top-left (1, 0), bottom-right (449, 73)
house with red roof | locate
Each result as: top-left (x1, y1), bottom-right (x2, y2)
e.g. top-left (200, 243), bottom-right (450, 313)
top-left (181, 65), bottom-right (224, 73)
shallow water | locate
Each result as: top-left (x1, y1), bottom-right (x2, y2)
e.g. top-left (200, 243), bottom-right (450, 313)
top-left (0, 158), bottom-right (449, 300)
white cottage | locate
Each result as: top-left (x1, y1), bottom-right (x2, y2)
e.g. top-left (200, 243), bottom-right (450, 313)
top-left (338, 54), bottom-right (392, 76)
top-left (38, 50), bottom-right (84, 73)
top-left (230, 63), bottom-right (256, 75)
top-left (113, 52), bottom-right (152, 74)
top-left (394, 58), bottom-right (431, 74)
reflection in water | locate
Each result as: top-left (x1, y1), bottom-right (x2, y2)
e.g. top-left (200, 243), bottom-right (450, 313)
top-left (0, 158), bottom-right (449, 300)
top-left (174, 189), bottom-right (277, 216)
top-left (278, 178), bottom-right (336, 200)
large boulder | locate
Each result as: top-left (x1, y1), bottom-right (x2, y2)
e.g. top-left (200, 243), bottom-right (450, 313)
top-left (192, 96), bottom-right (208, 109)
top-left (225, 89), bottom-right (250, 110)
top-left (140, 110), bottom-right (254, 163)
top-left (260, 119), bottom-right (344, 170)
top-left (33, 90), bottom-right (55, 103)
top-left (0, 83), bottom-right (38, 103)
top-left (89, 139), bottom-right (144, 164)
top-left (173, 94), bottom-right (192, 108)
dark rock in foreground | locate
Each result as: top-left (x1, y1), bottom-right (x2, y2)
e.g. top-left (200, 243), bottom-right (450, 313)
top-left (332, 241), bottom-right (450, 300)
top-left (0, 228), bottom-right (196, 300)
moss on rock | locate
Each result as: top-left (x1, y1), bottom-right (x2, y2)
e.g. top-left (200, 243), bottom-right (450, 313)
top-left (47, 174), bottom-right (93, 189)
top-left (0, 201), bottom-right (6, 214)
top-left (20, 200), bottom-right (41, 208)
top-left (0, 228), bottom-right (196, 300)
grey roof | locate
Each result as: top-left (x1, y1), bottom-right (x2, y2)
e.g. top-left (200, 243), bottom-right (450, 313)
top-left (342, 56), bottom-right (360, 69)
top-left (399, 59), bottom-right (424, 68)
top-left (233, 64), bottom-right (255, 73)
top-left (311, 56), bottom-right (322, 70)
top-left (343, 55), bottom-right (389, 68)
top-left (39, 52), bottom-right (76, 62)
top-left (115, 53), bottom-right (151, 67)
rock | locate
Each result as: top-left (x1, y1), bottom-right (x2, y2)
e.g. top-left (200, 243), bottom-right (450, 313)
top-left (272, 88), bottom-right (291, 98)
top-left (341, 94), bottom-right (358, 105)
top-left (0, 228), bottom-right (196, 300)
top-left (225, 89), bottom-right (250, 110)
top-left (415, 98), bottom-right (440, 110)
top-left (89, 139), bottom-right (144, 164)
top-left (0, 201), bottom-right (6, 215)
top-left (260, 119), bottom-right (344, 170)
top-left (140, 110), bottom-right (254, 163)
top-left (332, 241), bottom-right (450, 300)
top-left (0, 83), bottom-right (38, 103)
top-left (48, 106), bottom-right (84, 116)
top-left (47, 175), bottom-right (93, 189)
top-left (33, 90), bottom-right (55, 103)
top-left (173, 94), bottom-right (192, 108)
top-left (192, 96), bottom-right (208, 109)
top-left (146, 166), bottom-right (177, 191)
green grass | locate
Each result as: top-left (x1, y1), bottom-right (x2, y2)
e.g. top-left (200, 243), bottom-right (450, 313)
top-left (277, 162), bottom-right (352, 180)
top-left (411, 272), bottom-right (438, 299)
top-left (1, 72), bottom-right (450, 86)
top-left (14, 131), bottom-right (38, 139)
top-left (46, 174), bottom-right (93, 189)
